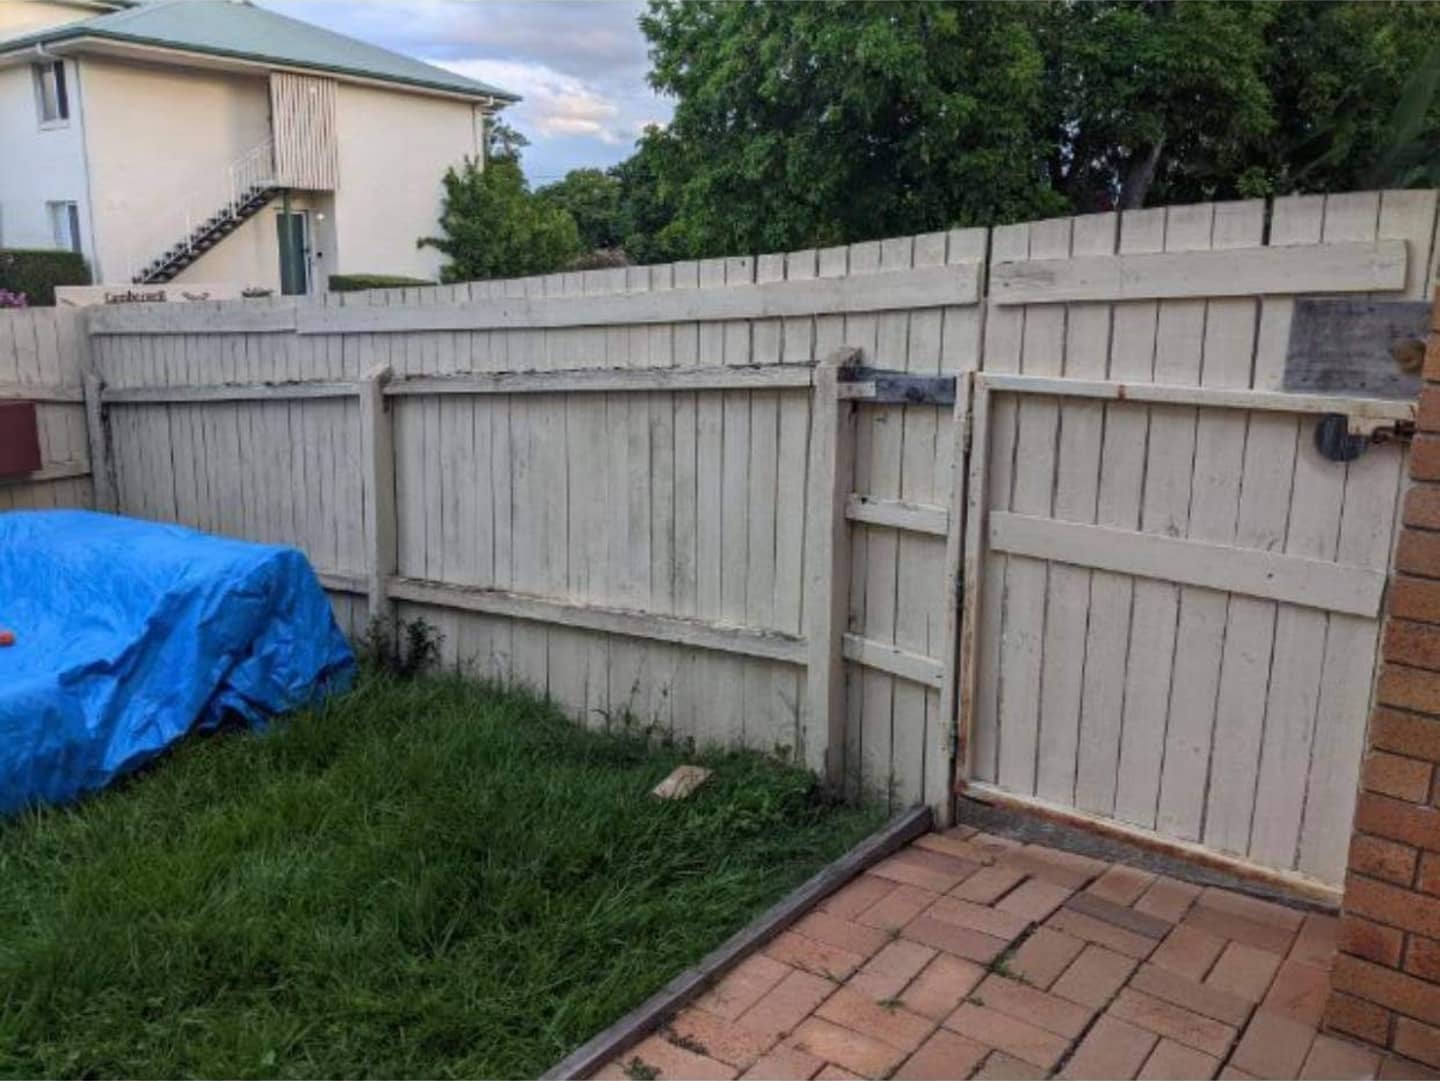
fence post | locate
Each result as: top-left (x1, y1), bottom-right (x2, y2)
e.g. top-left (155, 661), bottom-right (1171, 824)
top-left (804, 346), bottom-right (861, 786)
top-left (932, 371), bottom-right (973, 827)
top-left (82, 371), bottom-right (116, 513)
top-left (360, 363), bottom-right (396, 627)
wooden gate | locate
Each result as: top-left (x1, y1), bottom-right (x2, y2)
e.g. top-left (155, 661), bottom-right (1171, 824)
top-left (954, 192), bottom-right (1438, 891)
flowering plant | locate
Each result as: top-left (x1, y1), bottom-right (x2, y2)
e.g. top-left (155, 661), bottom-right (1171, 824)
top-left (0, 289), bottom-right (27, 308)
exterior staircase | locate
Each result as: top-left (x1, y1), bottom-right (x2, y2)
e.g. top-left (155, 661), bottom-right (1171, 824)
top-left (132, 184), bottom-right (279, 284)
top-left (128, 139), bottom-right (278, 285)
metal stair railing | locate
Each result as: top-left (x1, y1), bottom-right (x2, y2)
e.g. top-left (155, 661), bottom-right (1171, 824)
top-left (121, 138), bottom-right (277, 283)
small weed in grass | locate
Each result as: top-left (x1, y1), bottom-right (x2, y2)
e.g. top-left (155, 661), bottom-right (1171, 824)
top-left (0, 673), bottom-right (881, 1079)
top-left (358, 615), bottom-right (443, 679)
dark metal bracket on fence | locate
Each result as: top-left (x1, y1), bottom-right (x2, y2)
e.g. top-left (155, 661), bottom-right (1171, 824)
top-left (839, 367), bottom-right (957, 406)
top-left (1314, 412), bottom-right (1415, 463)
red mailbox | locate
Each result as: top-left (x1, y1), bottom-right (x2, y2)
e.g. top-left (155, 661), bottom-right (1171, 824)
top-left (0, 402), bottom-right (42, 477)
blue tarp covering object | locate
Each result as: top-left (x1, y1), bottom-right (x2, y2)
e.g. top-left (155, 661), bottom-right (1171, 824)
top-left (0, 510), bottom-right (355, 814)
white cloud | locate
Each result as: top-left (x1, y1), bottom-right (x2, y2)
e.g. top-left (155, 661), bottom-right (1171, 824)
top-left (259, 0), bottom-right (674, 177)
top-left (442, 58), bottom-right (625, 145)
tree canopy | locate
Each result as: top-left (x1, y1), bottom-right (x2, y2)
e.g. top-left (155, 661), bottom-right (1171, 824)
top-left (424, 1), bottom-right (1440, 279)
top-left (624, 0), bottom-right (1440, 259)
top-left (418, 157), bottom-right (581, 282)
top-left (535, 169), bottom-right (623, 252)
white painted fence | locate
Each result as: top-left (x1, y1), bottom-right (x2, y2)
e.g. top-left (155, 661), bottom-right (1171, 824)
top-left (85, 235), bottom-right (986, 820)
top-left (0, 306), bottom-right (92, 510)
top-left (960, 191), bottom-right (1438, 894)
top-left (39, 188), bottom-right (1440, 894)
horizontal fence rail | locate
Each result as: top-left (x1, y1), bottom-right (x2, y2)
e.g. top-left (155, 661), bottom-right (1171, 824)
top-left (86, 263), bottom-right (983, 336)
top-left (977, 371), bottom-right (1417, 421)
top-left (388, 578), bottom-right (809, 666)
top-left (0, 382), bottom-right (84, 403)
top-left (387, 364), bottom-right (817, 396)
top-left (990, 239), bottom-right (1407, 304)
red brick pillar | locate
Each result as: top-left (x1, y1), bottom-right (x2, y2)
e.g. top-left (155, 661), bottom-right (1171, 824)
top-left (1326, 288), bottom-right (1440, 1068)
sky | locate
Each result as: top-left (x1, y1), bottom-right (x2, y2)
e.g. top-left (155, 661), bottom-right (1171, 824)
top-left (259, 0), bottom-right (673, 185)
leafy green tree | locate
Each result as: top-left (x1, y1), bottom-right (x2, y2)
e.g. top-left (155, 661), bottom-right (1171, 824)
top-left (487, 119), bottom-right (529, 165)
top-left (418, 157), bottom-right (581, 282)
top-left (1036, 1), bottom-right (1277, 210)
top-left (1260, 3), bottom-right (1440, 195)
top-left (639, 1), bottom-right (1063, 257)
top-left (629, 0), bottom-right (1440, 258)
top-left (537, 168), bottom-right (623, 252)
top-left (612, 133), bottom-right (690, 265)
top-left (1361, 45), bottom-right (1440, 190)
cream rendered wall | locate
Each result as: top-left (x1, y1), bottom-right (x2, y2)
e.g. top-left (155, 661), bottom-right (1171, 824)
top-left (0, 1), bottom-right (100, 42)
top-left (0, 57), bottom-right (94, 263)
top-left (81, 56), bottom-right (273, 283)
top-left (332, 81), bottom-right (483, 281)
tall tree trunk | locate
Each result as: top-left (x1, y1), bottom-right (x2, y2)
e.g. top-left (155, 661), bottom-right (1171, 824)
top-left (1120, 140), bottom-right (1165, 209)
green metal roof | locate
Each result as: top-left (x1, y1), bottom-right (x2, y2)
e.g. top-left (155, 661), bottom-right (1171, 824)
top-left (1, 0), bottom-right (519, 102)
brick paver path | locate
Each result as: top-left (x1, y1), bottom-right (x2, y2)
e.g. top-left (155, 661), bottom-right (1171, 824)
top-left (595, 828), bottom-right (1439, 1080)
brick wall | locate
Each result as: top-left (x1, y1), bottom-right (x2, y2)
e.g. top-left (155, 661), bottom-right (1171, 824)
top-left (1327, 288), bottom-right (1440, 1067)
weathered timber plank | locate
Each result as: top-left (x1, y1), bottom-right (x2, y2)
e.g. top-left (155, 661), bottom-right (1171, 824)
top-left (842, 633), bottom-right (945, 689)
top-left (979, 372), bottom-right (1415, 421)
top-left (844, 493), bottom-right (949, 536)
top-left (0, 382), bottom-right (82, 403)
top-left (1282, 298), bottom-right (1430, 399)
top-left (991, 240), bottom-right (1406, 305)
top-left (388, 363), bottom-right (815, 396)
top-left (297, 264), bottom-right (981, 334)
top-left (989, 511), bottom-right (1384, 618)
top-left (103, 381), bottom-right (359, 404)
top-left (386, 577), bottom-right (807, 665)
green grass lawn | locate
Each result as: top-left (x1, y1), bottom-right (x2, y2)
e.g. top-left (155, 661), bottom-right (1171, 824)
top-left (0, 674), bottom-right (882, 1079)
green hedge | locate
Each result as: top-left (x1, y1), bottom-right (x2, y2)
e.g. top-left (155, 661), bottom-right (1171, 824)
top-left (329, 273), bottom-right (436, 293)
top-left (0, 249), bottom-right (91, 307)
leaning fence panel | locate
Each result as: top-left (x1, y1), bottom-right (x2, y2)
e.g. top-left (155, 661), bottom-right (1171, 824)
top-left (89, 242), bottom-right (983, 816)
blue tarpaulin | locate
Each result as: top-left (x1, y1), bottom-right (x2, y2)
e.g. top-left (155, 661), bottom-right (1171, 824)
top-left (0, 510), bottom-right (355, 814)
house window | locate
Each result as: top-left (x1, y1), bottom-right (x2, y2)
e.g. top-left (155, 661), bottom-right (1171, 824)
top-left (47, 202), bottom-right (81, 253)
top-left (34, 61), bottom-right (69, 125)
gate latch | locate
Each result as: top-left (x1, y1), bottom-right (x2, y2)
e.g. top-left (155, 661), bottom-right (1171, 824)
top-left (1315, 412), bottom-right (1415, 462)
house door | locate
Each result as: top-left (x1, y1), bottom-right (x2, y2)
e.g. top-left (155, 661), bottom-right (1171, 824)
top-left (276, 210), bottom-right (309, 296)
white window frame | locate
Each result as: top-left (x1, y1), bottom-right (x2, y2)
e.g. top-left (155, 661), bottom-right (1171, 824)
top-left (33, 60), bottom-right (69, 128)
top-left (46, 201), bottom-right (82, 254)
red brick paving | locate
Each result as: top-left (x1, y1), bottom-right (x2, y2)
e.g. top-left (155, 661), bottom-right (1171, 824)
top-left (595, 830), bottom-right (1425, 1080)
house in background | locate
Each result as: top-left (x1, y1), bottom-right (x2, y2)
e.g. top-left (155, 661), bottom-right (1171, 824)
top-left (0, 0), bottom-right (516, 293)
